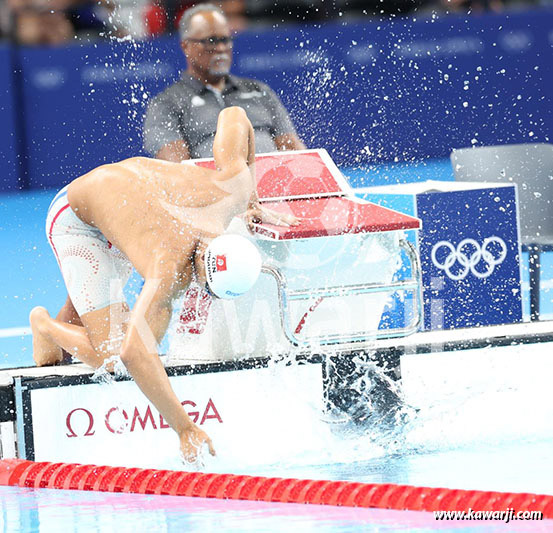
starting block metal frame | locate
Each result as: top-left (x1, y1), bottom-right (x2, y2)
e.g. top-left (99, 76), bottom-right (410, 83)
top-left (262, 238), bottom-right (423, 346)
top-left (251, 150), bottom-right (423, 347)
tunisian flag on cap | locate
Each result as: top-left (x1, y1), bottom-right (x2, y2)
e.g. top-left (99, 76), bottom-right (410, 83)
top-left (216, 255), bottom-right (227, 272)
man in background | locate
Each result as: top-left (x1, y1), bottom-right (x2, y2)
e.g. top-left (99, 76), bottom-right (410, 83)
top-left (143, 2), bottom-right (305, 161)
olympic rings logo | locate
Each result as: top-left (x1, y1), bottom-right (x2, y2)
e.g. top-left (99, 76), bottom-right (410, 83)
top-left (431, 237), bottom-right (508, 280)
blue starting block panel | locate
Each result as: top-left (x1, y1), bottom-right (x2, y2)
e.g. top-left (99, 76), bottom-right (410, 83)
top-left (359, 181), bottom-right (523, 330)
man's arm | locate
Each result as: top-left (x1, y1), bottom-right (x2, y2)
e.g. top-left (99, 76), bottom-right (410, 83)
top-left (155, 140), bottom-right (191, 162)
top-left (274, 133), bottom-right (306, 151)
top-left (120, 269), bottom-right (214, 461)
top-left (244, 162), bottom-right (299, 229)
top-left (258, 82), bottom-right (305, 151)
top-left (212, 106), bottom-right (254, 175)
top-left (144, 93), bottom-right (191, 162)
top-left (244, 200), bottom-right (299, 229)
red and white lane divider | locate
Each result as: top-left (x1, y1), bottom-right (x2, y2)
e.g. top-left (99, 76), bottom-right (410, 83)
top-left (1, 459), bottom-right (552, 516)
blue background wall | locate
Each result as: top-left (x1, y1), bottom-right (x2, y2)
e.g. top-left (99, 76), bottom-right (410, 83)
top-left (0, 9), bottom-right (552, 191)
top-left (18, 35), bottom-right (186, 189)
top-left (0, 45), bottom-right (20, 191)
top-left (244, 10), bottom-right (553, 166)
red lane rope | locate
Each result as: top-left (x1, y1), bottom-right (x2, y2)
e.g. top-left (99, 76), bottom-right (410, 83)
top-left (1, 459), bottom-right (553, 516)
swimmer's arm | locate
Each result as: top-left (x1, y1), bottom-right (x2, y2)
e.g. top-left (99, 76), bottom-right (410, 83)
top-left (120, 274), bottom-right (195, 436)
top-left (213, 107), bottom-right (254, 175)
top-left (244, 124), bottom-right (298, 227)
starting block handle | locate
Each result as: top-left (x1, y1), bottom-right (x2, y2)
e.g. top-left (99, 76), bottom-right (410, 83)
top-left (261, 239), bottom-right (423, 347)
top-left (287, 280), bottom-right (420, 301)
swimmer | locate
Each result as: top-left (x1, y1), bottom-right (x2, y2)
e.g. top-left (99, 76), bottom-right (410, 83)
top-left (29, 106), bottom-right (297, 463)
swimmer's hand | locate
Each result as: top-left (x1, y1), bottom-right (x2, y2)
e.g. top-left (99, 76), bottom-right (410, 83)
top-left (179, 425), bottom-right (216, 466)
top-left (244, 204), bottom-right (300, 231)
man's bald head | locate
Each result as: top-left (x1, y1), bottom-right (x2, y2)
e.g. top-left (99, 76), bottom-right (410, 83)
top-left (179, 3), bottom-right (227, 41)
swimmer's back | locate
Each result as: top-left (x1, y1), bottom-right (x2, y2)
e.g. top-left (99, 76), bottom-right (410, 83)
top-left (67, 157), bottom-right (252, 277)
top-left (69, 157), bottom-right (221, 218)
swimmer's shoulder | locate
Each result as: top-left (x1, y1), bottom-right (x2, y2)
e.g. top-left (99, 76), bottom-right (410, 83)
top-left (117, 157), bottom-right (214, 187)
top-left (115, 156), bottom-right (189, 173)
top-left (74, 157), bottom-right (200, 193)
top-left (69, 159), bottom-right (140, 192)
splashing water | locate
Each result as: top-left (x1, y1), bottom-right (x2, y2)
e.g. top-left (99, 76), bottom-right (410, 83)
top-left (91, 355), bottom-right (129, 383)
top-left (202, 340), bottom-right (553, 475)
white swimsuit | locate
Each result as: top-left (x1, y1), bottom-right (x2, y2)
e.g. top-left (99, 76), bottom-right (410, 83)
top-left (46, 186), bottom-right (133, 316)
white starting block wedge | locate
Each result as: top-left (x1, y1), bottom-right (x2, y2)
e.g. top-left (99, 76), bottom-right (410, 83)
top-left (169, 150), bottom-right (422, 362)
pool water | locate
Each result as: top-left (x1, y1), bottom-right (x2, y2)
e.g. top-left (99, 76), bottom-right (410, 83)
top-left (3, 343), bottom-right (553, 531)
top-left (7, 485), bottom-right (542, 533)
top-left (2, 442), bottom-right (552, 533)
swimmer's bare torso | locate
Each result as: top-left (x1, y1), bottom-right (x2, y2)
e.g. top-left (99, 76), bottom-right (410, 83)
top-left (68, 155), bottom-right (254, 286)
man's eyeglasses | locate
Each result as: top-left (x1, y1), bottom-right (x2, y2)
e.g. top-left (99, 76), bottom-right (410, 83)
top-left (186, 36), bottom-right (234, 49)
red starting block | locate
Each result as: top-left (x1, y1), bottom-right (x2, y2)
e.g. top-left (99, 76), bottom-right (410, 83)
top-left (185, 149), bottom-right (422, 353)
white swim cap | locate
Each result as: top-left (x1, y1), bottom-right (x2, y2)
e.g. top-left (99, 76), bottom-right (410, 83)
top-left (204, 235), bottom-right (262, 299)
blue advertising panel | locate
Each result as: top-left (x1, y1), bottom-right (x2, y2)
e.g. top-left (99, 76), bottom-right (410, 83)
top-left (360, 183), bottom-right (522, 329)
top-left (234, 10), bottom-right (553, 167)
top-left (19, 35), bottom-right (186, 189)
top-left (0, 45), bottom-right (20, 191)
top-left (416, 185), bottom-right (522, 329)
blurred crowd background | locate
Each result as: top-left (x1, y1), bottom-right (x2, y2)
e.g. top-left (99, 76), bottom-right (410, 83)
top-left (0, 0), bottom-right (549, 46)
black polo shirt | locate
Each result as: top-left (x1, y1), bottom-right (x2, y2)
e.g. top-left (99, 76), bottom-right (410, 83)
top-left (143, 73), bottom-right (299, 158)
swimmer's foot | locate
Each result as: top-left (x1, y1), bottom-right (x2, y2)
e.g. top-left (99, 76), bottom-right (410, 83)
top-left (30, 307), bottom-right (62, 366)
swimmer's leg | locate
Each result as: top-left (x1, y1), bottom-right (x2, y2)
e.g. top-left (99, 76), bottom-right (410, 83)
top-left (56, 295), bottom-right (83, 326)
top-left (30, 302), bottom-right (128, 368)
top-left (55, 295), bottom-right (83, 363)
